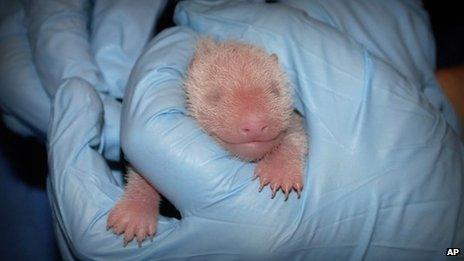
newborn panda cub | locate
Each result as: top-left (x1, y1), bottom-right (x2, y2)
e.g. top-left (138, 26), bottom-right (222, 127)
top-left (107, 38), bottom-right (308, 247)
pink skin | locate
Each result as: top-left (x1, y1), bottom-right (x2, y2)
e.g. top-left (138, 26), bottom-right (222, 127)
top-left (107, 168), bottom-right (159, 247)
top-left (108, 39), bottom-right (308, 246)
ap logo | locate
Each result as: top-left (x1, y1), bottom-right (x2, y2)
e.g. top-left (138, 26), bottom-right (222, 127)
top-left (446, 248), bottom-right (461, 256)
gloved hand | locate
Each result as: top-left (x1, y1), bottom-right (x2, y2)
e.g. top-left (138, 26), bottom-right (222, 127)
top-left (0, 7), bottom-right (51, 138)
top-left (48, 1), bottom-right (463, 260)
top-left (0, 0), bottom-right (167, 160)
top-left (279, 0), bottom-right (461, 134)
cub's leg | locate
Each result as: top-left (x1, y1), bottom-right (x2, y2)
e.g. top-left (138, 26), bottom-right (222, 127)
top-left (107, 168), bottom-right (159, 247)
top-left (255, 113), bottom-right (308, 199)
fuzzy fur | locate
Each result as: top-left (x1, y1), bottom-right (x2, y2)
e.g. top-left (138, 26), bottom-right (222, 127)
top-left (185, 39), bottom-right (294, 160)
top-left (185, 39), bottom-right (308, 197)
top-left (107, 39), bottom-right (308, 246)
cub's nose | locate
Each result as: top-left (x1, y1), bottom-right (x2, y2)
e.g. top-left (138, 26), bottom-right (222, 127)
top-left (238, 115), bottom-right (269, 137)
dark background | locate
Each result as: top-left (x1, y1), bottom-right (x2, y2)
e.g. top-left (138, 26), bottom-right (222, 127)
top-left (423, 0), bottom-right (464, 68)
top-left (0, 1), bottom-right (463, 260)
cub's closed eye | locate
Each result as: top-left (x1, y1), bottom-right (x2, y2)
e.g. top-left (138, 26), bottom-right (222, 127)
top-left (270, 82), bottom-right (280, 96)
top-left (206, 89), bottom-right (223, 103)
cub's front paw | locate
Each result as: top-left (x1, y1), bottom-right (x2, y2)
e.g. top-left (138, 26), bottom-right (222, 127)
top-left (107, 198), bottom-right (158, 247)
top-left (254, 156), bottom-right (303, 200)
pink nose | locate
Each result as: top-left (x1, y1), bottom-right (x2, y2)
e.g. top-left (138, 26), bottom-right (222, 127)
top-left (239, 117), bottom-right (269, 137)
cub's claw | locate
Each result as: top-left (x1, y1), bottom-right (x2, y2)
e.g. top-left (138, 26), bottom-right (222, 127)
top-left (294, 183), bottom-right (303, 199)
top-left (259, 179), bottom-right (270, 192)
top-left (107, 198), bottom-right (158, 247)
top-left (284, 189), bottom-right (290, 201)
top-left (255, 157), bottom-right (304, 200)
top-left (271, 185), bottom-right (279, 199)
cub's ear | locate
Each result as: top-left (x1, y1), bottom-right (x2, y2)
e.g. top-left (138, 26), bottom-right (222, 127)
top-left (270, 53), bottom-right (279, 62)
top-left (196, 37), bottom-right (218, 55)
top-left (189, 38), bottom-right (217, 69)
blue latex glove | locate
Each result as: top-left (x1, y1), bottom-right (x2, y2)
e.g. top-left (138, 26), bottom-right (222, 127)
top-left (48, 0), bottom-right (463, 260)
top-left (1, 0), bottom-right (166, 159)
top-left (91, 0), bottom-right (168, 99)
top-left (279, 0), bottom-right (460, 134)
top-left (0, 7), bottom-right (50, 138)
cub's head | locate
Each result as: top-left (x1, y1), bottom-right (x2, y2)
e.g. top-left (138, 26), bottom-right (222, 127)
top-left (185, 38), bottom-right (293, 160)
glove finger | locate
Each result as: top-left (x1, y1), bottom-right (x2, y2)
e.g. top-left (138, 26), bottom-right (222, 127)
top-left (91, 0), bottom-right (169, 98)
top-left (0, 9), bottom-right (50, 137)
top-left (48, 78), bottom-right (179, 257)
top-left (26, 0), bottom-right (107, 97)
